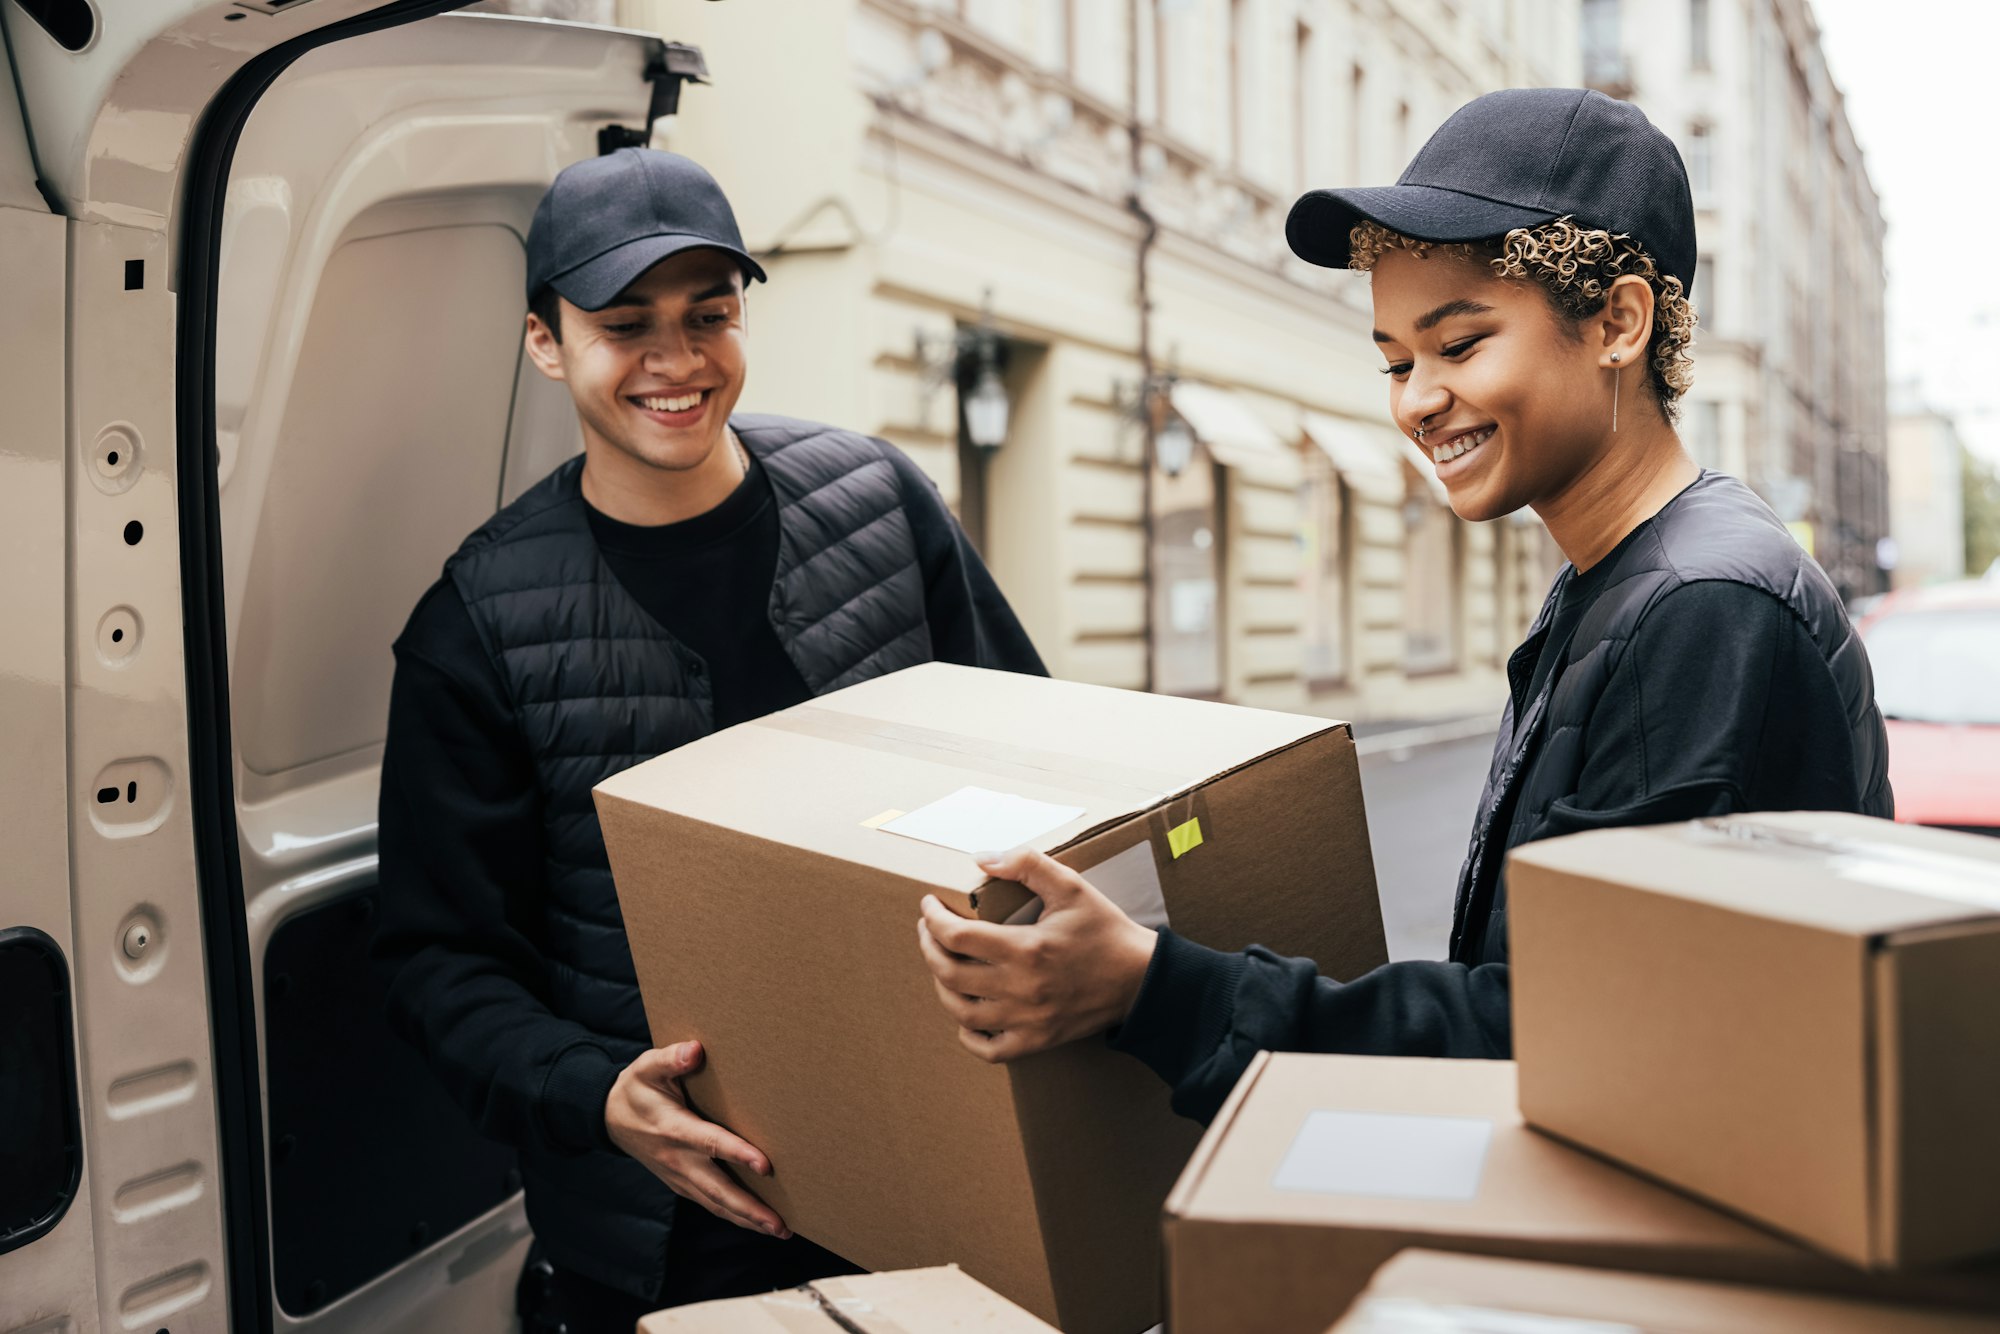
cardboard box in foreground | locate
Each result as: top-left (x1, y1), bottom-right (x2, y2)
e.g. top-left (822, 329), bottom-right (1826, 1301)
top-left (1510, 813), bottom-right (2000, 1269)
top-left (1163, 1053), bottom-right (2000, 1334)
top-left (596, 664), bottom-right (1387, 1334)
top-left (1330, 1251), bottom-right (2000, 1333)
top-left (637, 1266), bottom-right (1058, 1333)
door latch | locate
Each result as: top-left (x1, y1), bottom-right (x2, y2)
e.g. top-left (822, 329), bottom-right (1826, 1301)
top-left (599, 42), bottom-right (711, 154)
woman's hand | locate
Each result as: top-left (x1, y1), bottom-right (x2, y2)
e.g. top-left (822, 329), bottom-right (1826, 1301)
top-left (605, 1040), bottom-right (790, 1238)
top-left (916, 846), bottom-right (1159, 1063)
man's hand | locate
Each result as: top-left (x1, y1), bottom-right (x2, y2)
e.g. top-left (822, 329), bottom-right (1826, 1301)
top-left (916, 846), bottom-right (1159, 1064)
top-left (605, 1040), bottom-right (791, 1239)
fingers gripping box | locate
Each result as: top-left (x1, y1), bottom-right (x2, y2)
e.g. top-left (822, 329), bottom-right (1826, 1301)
top-left (594, 664), bottom-right (1388, 1334)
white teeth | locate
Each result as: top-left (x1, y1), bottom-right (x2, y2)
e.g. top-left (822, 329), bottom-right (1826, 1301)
top-left (639, 392), bottom-right (703, 413)
top-left (1432, 427), bottom-right (1493, 465)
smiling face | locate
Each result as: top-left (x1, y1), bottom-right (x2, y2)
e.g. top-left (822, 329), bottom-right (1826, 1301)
top-left (1370, 247), bottom-right (1621, 523)
top-left (525, 247), bottom-right (748, 476)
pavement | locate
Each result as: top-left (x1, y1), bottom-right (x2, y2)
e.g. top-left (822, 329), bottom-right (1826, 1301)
top-left (1355, 718), bottom-right (1500, 961)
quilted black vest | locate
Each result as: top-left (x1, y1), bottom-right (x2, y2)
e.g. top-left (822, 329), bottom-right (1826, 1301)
top-left (1448, 471), bottom-right (1893, 967)
top-left (444, 415), bottom-right (932, 1297)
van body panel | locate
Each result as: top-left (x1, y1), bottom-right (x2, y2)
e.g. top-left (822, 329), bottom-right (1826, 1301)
top-left (5, 0), bottom-right (413, 228)
top-left (0, 201), bottom-right (105, 1333)
top-left (9, 5), bottom-right (665, 1329)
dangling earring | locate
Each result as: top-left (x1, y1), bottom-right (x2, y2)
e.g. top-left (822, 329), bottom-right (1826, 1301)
top-left (1610, 352), bottom-right (1622, 434)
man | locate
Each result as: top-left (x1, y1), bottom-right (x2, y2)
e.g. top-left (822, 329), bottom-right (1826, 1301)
top-left (373, 149), bottom-right (1043, 1334)
top-left (915, 88), bottom-right (1888, 1123)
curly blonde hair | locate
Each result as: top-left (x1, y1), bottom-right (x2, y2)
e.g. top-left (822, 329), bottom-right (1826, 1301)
top-left (1349, 217), bottom-right (1696, 421)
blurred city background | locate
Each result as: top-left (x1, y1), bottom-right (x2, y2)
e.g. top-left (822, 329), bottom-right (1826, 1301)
top-left (472, 0), bottom-right (2000, 950)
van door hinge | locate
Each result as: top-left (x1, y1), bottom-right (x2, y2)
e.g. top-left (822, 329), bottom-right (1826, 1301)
top-left (598, 43), bottom-right (710, 154)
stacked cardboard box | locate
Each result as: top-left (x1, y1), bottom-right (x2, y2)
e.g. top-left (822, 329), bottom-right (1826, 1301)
top-left (637, 1266), bottom-right (1058, 1333)
top-left (1328, 1251), bottom-right (2000, 1333)
top-left (1163, 814), bottom-right (2000, 1332)
top-left (597, 663), bottom-right (1388, 1334)
top-left (1510, 813), bottom-right (2000, 1266)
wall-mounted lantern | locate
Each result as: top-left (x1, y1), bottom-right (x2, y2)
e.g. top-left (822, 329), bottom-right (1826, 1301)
top-left (918, 289), bottom-right (1011, 451)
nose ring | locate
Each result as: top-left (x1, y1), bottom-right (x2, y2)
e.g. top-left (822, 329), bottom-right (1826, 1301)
top-left (1414, 425), bottom-right (1429, 441)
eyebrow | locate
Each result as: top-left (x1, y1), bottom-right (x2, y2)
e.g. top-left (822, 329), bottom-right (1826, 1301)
top-left (1372, 298), bottom-right (1496, 343)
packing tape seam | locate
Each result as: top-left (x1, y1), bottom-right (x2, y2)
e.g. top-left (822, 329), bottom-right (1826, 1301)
top-left (760, 707), bottom-right (1189, 808)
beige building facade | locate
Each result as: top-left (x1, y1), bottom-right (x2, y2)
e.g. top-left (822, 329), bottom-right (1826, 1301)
top-left (1584, 0), bottom-right (1890, 603)
top-left (618, 0), bottom-right (1576, 719)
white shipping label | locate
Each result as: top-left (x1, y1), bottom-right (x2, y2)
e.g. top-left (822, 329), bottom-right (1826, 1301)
top-left (1005, 839), bottom-right (1171, 930)
top-left (878, 786), bottom-right (1085, 856)
top-left (1272, 1110), bottom-right (1493, 1201)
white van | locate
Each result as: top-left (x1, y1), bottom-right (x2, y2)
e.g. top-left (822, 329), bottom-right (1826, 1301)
top-left (0, 4), bottom-right (702, 1330)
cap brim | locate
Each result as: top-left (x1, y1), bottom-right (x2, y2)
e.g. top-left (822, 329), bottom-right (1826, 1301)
top-left (1286, 185), bottom-right (1560, 269)
top-left (550, 232), bottom-right (769, 311)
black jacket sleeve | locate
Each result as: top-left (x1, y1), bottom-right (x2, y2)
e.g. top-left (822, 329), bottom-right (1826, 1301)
top-left (372, 581), bottom-right (628, 1157)
top-left (885, 446), bottom-right (1047, 676)
top-left (1109, 578), bottom-right (1861, 1124)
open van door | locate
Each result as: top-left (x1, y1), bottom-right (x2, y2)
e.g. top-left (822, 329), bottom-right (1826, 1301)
top-left (1, 3), bottom-right (681, 1330)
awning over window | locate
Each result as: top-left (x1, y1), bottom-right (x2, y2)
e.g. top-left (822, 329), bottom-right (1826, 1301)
top-left (1301, 412), bottom-right (1403, 490)
top-left (1170, 382), bottom-right (1286, 470)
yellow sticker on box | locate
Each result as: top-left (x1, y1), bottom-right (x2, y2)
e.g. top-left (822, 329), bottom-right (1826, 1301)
top-left (1167, 818), bottom-right (1204, 859)
top-left (859, 809), bottom-right (905, 829)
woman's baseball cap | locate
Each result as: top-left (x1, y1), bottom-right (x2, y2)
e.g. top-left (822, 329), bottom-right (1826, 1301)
top-left (526, 148), bottom-right (768, 312)
top-left (1286, 87), bottom-right (1697, 297)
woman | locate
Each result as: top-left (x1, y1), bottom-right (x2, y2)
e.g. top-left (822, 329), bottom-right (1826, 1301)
top-left (914, 87), bottom-right (1891, 1123)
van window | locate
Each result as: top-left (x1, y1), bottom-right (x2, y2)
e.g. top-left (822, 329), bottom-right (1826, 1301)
top-left (0, 928), bottom-right (81, 1255)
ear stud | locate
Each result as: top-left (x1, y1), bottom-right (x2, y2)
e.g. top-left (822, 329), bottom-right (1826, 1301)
top-left (1610, 353), bottom-right (1622, 363)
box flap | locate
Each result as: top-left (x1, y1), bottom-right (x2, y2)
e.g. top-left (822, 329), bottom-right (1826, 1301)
top-left (1176, 1055), bottom-right (1799, 1260)
top-left (1508, 814), bottom-right (2000, 937)
top-left (595, 663), bottom-right (1342, 893)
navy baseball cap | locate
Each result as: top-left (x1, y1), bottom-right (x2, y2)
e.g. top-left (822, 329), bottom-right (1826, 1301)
top-left (1287, 88), bottom-right (1697, 297)
top-left (525, 149), bottom-right (767, 312)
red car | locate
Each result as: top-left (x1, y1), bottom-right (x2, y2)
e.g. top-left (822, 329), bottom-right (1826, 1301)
top-left (1859, 580), bottom-right (2000, 835)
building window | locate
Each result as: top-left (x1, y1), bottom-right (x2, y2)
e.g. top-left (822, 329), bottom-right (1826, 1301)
top-left (1694, 255), bottom-right (1716, 331)
top-left (1348, 63), bottom-right (1365, 183)
top-left (1689, 400), bottom-right (1724, 471)
top-left (1230, 0), bottom-right (1250, 169)
top-left (1151, 445), bottom-right (1225, 698)
top-left (1685, 122), bottom-right (1713, 199)
top-left (1402, 478), bottom-right (1461, 675)
top-left (1689, 0), bottom-right (1711, 71)
top-left (1299, 450), bottom-right (1350, 686)
top-left (1581, 0), bottom-right (1626, 91)
top-left (1295, 20), bottom-right (1316, 191)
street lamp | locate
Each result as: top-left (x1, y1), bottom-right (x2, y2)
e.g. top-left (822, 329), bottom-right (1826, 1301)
top-left (917, 289), bottom-right (1012, 451)
top-left (962, 362), bottom-right (1010, 451)
top-left (1155, 411), bottom-right (1195, 477)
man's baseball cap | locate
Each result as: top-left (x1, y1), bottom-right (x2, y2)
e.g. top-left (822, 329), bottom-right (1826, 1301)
top-left (1286, 88), bottom-right (1696, 297)
top-left (525, 148), bottom-right (767, 312)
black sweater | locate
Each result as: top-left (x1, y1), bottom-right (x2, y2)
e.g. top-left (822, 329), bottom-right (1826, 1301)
top-left (1110, 492), bottom-right (1892, 1124)
top-left (374, 449), bottom-right (1045, 1161)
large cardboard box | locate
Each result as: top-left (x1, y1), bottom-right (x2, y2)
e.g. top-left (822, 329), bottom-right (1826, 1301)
top-left (1509, 812), bottom-right (2000, 1269)
top-left (1162, 1053), bottom-right (2000, 1334)
top-left (1330, 1251), bottom-right (2000, 1333)
top-left (595, 664), bottom-right (1387, 1334)
top-left (637, 1266), bottom-right (1058, 1333)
